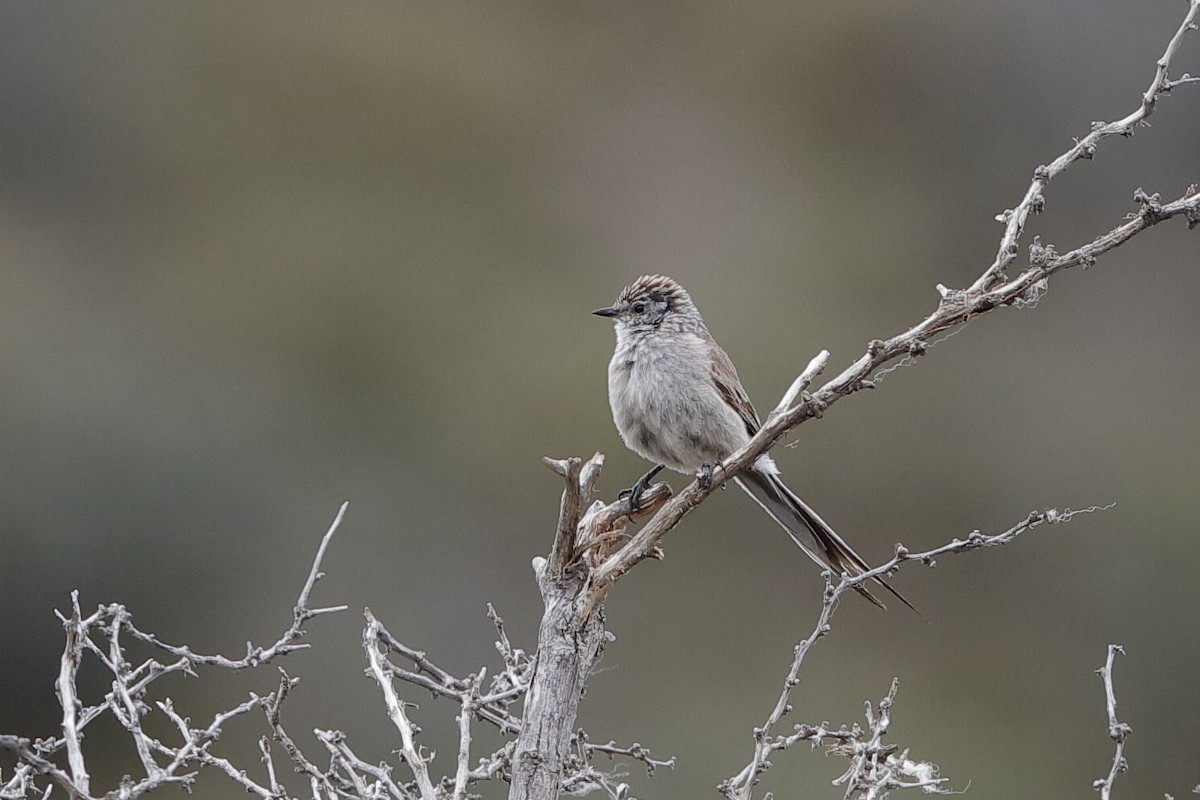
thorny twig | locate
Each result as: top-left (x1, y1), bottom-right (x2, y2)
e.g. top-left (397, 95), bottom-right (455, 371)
top-left (357, 606), bottom-right (674, 799)
top-left (977, 0), bottom-right (1200, 294)
top-left (720, 504), bottom-right (1112, 800)
top-left (363, 609), bottom-right (439, 800)
top-left (577, 732), bottom-right (677, 777)
top-left (829, 681), bottom-right (947, 800)
top-left (0, 502), bottom-right (578, 800)
top-left (0, 503), bottom-right (351, 800)
top-left (371, 614), bottom-right (526, 734)
top-left (127, 503), bottom-right (351, 669)
top-left (1093, 645), bottom-right (1131, 800)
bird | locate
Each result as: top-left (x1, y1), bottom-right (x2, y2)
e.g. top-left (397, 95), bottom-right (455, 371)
top-left (593, 274), bottom-right (913, 611)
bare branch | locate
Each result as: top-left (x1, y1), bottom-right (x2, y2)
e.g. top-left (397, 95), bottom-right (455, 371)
top-left (1094, 645), bottom-right (1131, 800)
top-left (721, 504), bottom-right (1109, 799)
top-left (544, 455), bottom-right (589, 577)
top-left (771, 350), bottom-right (830, 417)
top-left (469, 743), bottom-right (515, 783)
top-left (821, 680), bottom-right (949, 800)
top-left (452, 671), bottom-right (486, 800)
top-left (127, 502), bottom-right (351, 669)
top-left (106, 610), bottom-right (166, 784)
top-left (373, 617), bottom-right (525, 735)
top-left (259, 669), bottom-right (346, 798)
top-left (2, 505), bottom-right (352, 800)
top-left (135, 695), bottom-right (268, 799)
top-left (55, 596), bottom-right (90, 797)
top-left (363, 608), bottom-right (438, 800)
top-left (973, 0), bottom-right (1200, 294)
top-left (580, 735), bottom-right (677, 776)
top-left (0, 736), bottom-right (89, 800)
top-left (553, 730), bottom-right (678, 800)
top-left (314, 729), bottom-right (410, 800)
top-left (509, 572), bottom-right (608, 799)
top-left (258, 737), bottom-right (282, 798)
top-left (357, 603), bottom-right (673, 799)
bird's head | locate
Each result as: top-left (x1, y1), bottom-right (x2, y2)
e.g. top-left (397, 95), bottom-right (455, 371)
top-left (592, 275), bottom-right (698, 332)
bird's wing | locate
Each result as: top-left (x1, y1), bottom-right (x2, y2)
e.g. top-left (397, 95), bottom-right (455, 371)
top-left (709, 342), bottom-right (761, 437)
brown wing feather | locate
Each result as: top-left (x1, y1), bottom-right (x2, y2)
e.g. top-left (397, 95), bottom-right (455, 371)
top-left (709, 343), bottom-right (761, 437)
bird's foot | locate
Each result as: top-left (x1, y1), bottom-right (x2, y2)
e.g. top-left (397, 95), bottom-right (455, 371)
top-left (619, 464), bottom-right (665, 513)
top-left (698, 461), bottom-right (723, 490)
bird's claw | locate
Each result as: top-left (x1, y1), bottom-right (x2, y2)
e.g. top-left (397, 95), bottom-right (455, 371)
top-left (698, 461), bottom-right (722, 490)
top-left (623, 464), bottom-right (665, 513)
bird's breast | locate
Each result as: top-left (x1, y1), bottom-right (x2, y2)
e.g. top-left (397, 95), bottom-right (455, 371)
top-left (607, 334), bottom-right (717, 471)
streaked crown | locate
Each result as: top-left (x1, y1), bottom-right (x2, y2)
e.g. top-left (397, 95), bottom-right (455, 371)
top-left (594, 274), bottom-right (704, 331)
top-left (617, 275), bottom-right (693, 309)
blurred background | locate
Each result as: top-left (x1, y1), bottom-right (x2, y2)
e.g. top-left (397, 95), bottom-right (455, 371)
top-left (1, 2), bottom-right (1198, 798)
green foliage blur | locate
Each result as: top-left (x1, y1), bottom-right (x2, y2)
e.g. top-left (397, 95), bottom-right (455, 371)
top-left (1, 2), bottom-right (1197, 798)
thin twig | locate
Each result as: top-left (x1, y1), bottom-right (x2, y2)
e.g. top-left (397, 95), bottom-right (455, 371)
top-left (0, 736), bottom-right (88, 800)
top-left (3, 505), bottom-right (353, 800)
top-left (1094, 645), bottom-right (1131, 800)
top-left (258, 737), bottom-right (283, 798)
top-left (583, 737), bottom-right (677, 775)
top-left (314, 729), bottom-right (409, 800)
top-left (771, 350), bottom-right (830, 417)
top-left (363, 609), bottom-right (438, 800)
top-left (972, 0), bottom-right (1200, 294)
top-left (55, 595), bottom-right (90, 796)
top-left (452, 671), bottom-right (486, 800)
top-left (127, 502), bottom-right (351, 669)
top-left (721, 504), bottom-right (1109, 799)
top-left (105, 608), bottom-right (164, 782)
top-left (373, 618), bottom-right (524, 734)
top-left (260, 669), bottom-right (337, 795)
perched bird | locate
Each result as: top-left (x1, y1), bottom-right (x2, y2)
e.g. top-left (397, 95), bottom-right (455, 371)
top-left (593, 275), bottom-right (912, 610)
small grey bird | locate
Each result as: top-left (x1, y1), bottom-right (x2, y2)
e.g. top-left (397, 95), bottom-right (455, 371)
top-left (594, 274), bottom-right (912, 611)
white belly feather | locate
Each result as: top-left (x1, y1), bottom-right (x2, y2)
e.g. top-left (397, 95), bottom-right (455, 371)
top-left (607, 330), bottom-right (751, 474)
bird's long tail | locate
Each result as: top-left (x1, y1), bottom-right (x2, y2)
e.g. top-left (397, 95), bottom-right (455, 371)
top-left (733, 469), bottom-right (918, 613)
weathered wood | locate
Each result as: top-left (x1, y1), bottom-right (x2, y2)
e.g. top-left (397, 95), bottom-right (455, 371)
top-left (508, 568), bottom-right (606, 800)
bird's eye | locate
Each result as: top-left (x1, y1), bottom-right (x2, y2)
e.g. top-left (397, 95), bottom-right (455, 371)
top-left (631, 302), bottom-right (646, 314)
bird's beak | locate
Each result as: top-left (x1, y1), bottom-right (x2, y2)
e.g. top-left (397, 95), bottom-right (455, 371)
top-left (592, 305), bottom-right (619, 318)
